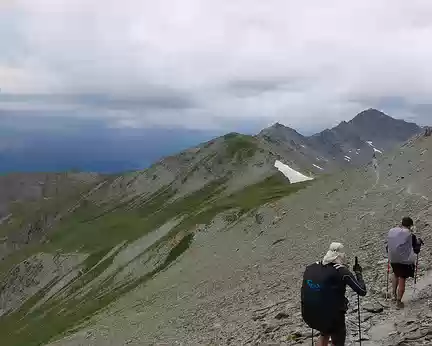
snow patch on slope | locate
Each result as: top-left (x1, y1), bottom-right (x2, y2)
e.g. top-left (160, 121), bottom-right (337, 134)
top-left (367, 140), bottom-right (384, 154)
top-left (274, 160), bottom-right (314, 183)
top-left (373, 147), bottom-right (383, 154)
top-left (344, 155), bottom-right (352, 162)
top-left (0, 214), bottom-right (12, 225)
top-left (312, 164), bottom-right (324, 171)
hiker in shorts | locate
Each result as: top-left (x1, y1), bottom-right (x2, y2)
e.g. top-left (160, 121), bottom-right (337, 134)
top-left (301, 242), bottom-right (367, 346)
top-left (387, 217), bottom-right (423, 308)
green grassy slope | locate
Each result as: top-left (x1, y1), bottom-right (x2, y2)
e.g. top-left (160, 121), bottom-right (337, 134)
top-left (0, 172), bottom-right (312, 346)
top-left (223, 133), bottom-right (258, 162)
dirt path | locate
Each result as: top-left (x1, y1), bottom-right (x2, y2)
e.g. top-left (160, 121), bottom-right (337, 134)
top-left (367, 269), bottom-right (432, 345)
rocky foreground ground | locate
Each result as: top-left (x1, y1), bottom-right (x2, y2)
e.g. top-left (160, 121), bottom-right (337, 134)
top-left (42, 134), bottom-right (432, 346)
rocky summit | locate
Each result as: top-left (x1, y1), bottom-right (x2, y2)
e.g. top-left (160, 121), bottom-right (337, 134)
top-left (0, 110), bottom-right (430, 346)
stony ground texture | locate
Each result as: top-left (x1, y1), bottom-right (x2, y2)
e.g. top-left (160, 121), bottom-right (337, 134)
top-left (45, 134), bottom-right (432, 346)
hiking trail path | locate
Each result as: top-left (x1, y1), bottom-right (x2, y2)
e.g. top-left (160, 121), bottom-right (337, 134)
top-left (363, 268), bottom-right (432, 345)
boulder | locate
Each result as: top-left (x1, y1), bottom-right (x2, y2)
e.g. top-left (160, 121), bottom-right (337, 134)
top-left (363, 302), bottom-right (384, 313)
top-left (274, 311), bottom-right (290, 320)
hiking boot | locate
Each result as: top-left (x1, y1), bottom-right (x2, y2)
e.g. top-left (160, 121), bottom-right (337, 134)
top-left (396, 300), bottom-right (405, 309)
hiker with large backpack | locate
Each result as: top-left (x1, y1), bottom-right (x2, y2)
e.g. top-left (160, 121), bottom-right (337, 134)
top-left (386, 217), bottom-right (423, 308)
top-left (301, 242), bottom-right (367, 346)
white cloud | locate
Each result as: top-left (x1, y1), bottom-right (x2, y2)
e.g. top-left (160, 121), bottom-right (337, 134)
top-left (1, 0), bottom-right (432, 130)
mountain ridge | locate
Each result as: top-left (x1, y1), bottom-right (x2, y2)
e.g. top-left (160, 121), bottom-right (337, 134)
top-left (0, 109), bottom-right (422, 216)
top-left (254, 108), bottom-right (421, 170)
top-left (0, 108), bottom-right (428, 346)
top-left (42, 125), bottom-right (432, 346)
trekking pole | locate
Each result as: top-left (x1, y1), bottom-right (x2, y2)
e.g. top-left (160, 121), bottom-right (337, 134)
top-left (355, 257), bottom-right (362, 346)
top-left (414, 238), bottom-right (424, 288)
top-left (357, 294), bottom-right (361, 345)
top-left (386, 260), bottom-right (390, 300)
top-left (311, 329), bottom-right (313, 346)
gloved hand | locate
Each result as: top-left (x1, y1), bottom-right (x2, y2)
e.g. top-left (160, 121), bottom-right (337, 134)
top-left (418, 237), bottom-right (425, 246)
top-left (353, 261), bottom-right (362, 274)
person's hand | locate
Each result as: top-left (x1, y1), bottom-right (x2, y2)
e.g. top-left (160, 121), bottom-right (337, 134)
top-left (353, 261), bottom-right (362, 274)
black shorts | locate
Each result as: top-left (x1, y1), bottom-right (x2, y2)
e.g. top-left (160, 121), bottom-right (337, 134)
top-left (320, 314), bottom-right (346, 346)
top-left (391, 263), bottom-right (415, 278)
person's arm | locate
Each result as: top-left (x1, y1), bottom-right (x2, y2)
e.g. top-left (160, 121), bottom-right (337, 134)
top-left (334, 264), bottom-right (367, 296)
top-left (385, 231), bottom-right (390, 254)
top-left (412, 234), bottom-right (422, 254)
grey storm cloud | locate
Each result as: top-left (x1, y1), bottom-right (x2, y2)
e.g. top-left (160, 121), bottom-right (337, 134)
top-left (0, 91), bottom-right (195, 110)
top-left (1, 0), bottom-right (432, 131)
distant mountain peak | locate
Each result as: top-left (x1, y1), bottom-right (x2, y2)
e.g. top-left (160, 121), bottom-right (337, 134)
top-left (223, 132), bottom-right (242, 138)
top-left (349, 108), bottom-right (420, 132)
top-left (359, 108), bottom-right (384, 113)
top-left (271, 122), bottom-right (286, 128)
top-left (260, 122), bottom-right (301, 135)
top-left (351, 108), bottom-right (389, 120)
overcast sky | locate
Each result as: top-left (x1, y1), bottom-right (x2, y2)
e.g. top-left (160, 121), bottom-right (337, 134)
top-left (1, 0), bottom-right (432, 134)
